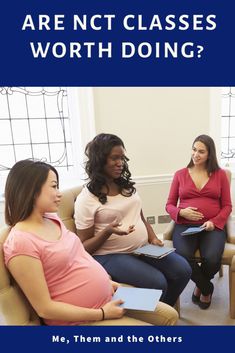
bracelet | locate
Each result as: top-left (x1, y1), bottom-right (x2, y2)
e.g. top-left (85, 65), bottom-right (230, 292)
top-left (100, 307), bottom-right (105, 321)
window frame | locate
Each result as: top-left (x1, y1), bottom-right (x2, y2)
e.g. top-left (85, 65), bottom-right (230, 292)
top-left (0, 87), bottom-right (95, 197)
top-left (210, 87), bottom-right (235, 175)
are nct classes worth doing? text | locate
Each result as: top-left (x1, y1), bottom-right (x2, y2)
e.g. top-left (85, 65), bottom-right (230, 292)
top-left (21, 13), bottom-right (217, 60)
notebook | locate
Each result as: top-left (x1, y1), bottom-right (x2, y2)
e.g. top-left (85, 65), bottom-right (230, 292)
top-left (133, 244), bottom-right (175, 259)
top-left (181, 226), bottom-right (206, 236)
top-left (112, 287), bottom-right (162, 311)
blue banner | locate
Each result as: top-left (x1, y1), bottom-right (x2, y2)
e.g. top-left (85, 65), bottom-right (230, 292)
top-left (0, 326), bottom-right (234, 353)
top-left (1, 0), bottom-right (235, 85)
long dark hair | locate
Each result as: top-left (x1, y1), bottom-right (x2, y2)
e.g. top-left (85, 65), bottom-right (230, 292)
top-left (187, 134), bottom-right (220, 174)
top-left (85, 133), bottom-right (136, 204)
top-left (5, 159), bottom-right (59, 226)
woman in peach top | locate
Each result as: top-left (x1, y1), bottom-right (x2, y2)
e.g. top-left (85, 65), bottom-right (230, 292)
top-left (75, 133), bottom-right (192, 307)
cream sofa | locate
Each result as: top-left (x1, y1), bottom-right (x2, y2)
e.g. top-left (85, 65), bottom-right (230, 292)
top-left (0, 185), bottom-right (179, 325)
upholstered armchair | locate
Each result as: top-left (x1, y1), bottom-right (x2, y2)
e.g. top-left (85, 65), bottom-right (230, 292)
top-left (163, 168), bottom-right (235, 318)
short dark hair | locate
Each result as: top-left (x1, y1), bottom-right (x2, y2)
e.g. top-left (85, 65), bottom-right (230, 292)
top-left (187, 134), bottom-right (220, 174)
top-left (85, 133), bottom-right (135, 204)
top-left (4, 159), bottom-right (59, 226)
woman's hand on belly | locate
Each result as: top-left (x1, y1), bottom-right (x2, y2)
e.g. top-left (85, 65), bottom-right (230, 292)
top-left (179, 207), bottom-right (204, 221)
top-left (202, 221), bottom-right (215, 231)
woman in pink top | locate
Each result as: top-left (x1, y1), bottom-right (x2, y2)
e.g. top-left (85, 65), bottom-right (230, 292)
top-left (3, 159), bottom-right (178, 326)
top-left (166, 135), bottom-right (232, 309)
top-left (75, 133), bottom-right (191, 307)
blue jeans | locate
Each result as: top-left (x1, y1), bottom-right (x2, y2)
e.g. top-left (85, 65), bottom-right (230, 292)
top-left (172, 224), bottom-right (226, 295)
top-left (94, 251), bottom-right (191, 306)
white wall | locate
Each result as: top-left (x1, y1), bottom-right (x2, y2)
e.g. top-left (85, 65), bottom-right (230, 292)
top-left (93, 87), bottom-right (233, 233)
top-left (93, 87), bottom-right (212, 175)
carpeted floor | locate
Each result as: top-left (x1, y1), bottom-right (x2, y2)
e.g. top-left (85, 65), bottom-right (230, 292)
top-left (177, 265), bottom-right (235, 325)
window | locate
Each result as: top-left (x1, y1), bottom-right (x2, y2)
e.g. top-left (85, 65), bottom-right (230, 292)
top-left (221, 87), bottom-right (235, 167)
top-left (0, 87), bottom-right (95, 195)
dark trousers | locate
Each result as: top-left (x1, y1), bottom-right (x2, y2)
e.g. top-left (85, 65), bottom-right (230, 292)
top-left (172, 224), bottom-right (226, 295)
top-left (94, 251), bottom-right (191, 306)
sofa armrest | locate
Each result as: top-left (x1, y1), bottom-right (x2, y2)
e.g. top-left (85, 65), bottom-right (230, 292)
top-left (163, 221), bottom-right (175, 240)
top-left (226, 217), bottom-right (235, 244)
top-left (231, 254), bottom-right (235, 272)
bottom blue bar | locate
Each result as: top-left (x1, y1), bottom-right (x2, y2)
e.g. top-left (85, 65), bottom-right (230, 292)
top-left (0, 326), bottom-right (233, 353)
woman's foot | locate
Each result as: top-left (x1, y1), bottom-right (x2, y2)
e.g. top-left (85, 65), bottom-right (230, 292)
top-left (198, 283), bottom-right (214, 309)
top-left (192, 286), bottom-right (201, 304)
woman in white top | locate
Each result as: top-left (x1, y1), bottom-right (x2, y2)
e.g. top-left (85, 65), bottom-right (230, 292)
top-left (75, 133), bottom-right (191, 306)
